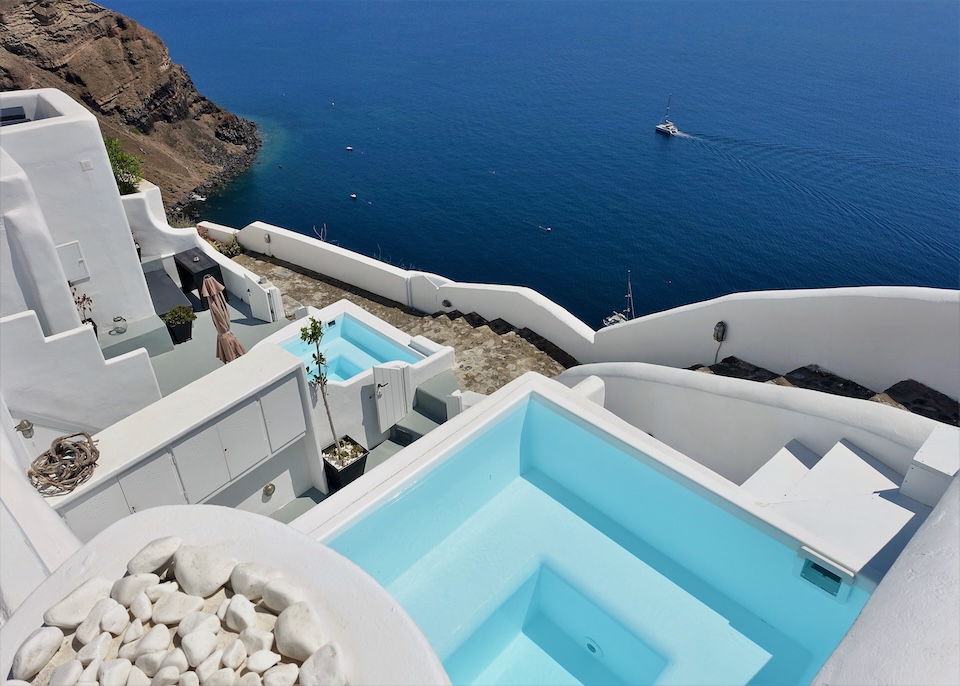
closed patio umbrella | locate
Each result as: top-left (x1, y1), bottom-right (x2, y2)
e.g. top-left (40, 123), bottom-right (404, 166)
top-left (201, 275), bottom-right (245, 363)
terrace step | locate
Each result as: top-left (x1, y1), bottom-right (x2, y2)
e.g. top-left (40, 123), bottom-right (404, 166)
top-left (740, 440), bottom-right (820, 503)
top-left (784, 439), bottom-right (900, 502)
top-left (391, 408), bottom-right (440, 447)
top-left (782, 365), bottom-right (876, 400)
top-left (414, 369), bottom-right (461, 424)
top-left (884, 379), bottom-right (960, 426)
top-left (708, 356), bottom-right (779, 383)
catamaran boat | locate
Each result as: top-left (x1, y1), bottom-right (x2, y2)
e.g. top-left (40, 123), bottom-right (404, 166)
top-left (656, 94), bottom-right (679, 136)
top-left (603, 270), bottom-right (636, 327)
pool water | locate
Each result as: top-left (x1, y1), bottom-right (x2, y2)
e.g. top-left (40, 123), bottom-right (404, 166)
top-left (279, 314), bottom-right (422, 382)
top-left (329, 395), bottom-right (871, 685)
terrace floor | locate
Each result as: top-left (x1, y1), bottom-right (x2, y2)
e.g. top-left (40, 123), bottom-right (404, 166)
top-left (233, 252), bottom-right (576, 395)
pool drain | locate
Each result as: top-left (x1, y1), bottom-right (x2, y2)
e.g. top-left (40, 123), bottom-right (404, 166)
top-left (584, 637), bottom-right (602, 657)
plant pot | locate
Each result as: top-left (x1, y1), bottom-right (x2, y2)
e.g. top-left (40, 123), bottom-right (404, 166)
top-left (82, 318), bottom-right (98, 337)
top-left (322, 437), bottom-right (369, 492)
top-left (167, 321), bottom-right (193, 344)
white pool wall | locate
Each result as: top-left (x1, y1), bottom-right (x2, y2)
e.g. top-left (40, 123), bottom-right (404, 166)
top-left (255, 300), bottom-right (455, 450)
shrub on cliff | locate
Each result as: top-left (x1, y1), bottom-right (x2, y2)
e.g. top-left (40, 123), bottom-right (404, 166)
top-left (104, 137), bottom-right (143, 194)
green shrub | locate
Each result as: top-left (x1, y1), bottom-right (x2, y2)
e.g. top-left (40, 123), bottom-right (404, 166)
top-left (104, 137), bottom-right (143, 194)
top-left (163, 305), bottom-right (197, 325)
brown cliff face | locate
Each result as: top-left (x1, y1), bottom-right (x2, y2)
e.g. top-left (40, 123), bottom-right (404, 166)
top-left (0, 0), bottom-right (260, 217)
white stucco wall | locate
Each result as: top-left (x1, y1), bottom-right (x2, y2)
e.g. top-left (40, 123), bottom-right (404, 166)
top-left (0, 149), bottom-right (81, 335)
top-left (813, 475), bottom-right (960, 686)
top-left (557, 362), bottom-right (937, 484)
top-left (0, 89), bottom-right (155, 329)
top-left (590, 287), bottom-right (960, 400)
top-left (0, 311), bottom-right (161, 432)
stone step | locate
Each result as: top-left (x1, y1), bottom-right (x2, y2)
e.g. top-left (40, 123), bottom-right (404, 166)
top-left (364, 439), bottom-right (406, 474)
top-left (782, 365), bottom-right (875, 400)
top-left (740, 440), bottom-right (820, 503)
top-left (784, 439), bottom-right (901, 502)
top-left (391, 409), bottom-right (440, 447)
top-left (414, 369), bottom-right (461, 424)
top-left (883, 379), bottom-right (959, 426)
top-left (708, 356), bottom-right (779, 383)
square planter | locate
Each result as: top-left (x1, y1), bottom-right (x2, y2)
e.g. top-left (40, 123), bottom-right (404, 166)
top-left (323, 437), bottom-right (369, 492)
top-left (166, 321), bottom-right (193, 344)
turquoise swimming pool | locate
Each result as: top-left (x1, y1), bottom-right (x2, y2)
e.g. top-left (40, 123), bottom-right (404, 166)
top-left (279, 313), bottom-right (423, 382)
top-left (329, 395), bottom-right (871, 685)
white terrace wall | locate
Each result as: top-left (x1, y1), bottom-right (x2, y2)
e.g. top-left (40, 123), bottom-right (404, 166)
top-left (204, 220), bottom-right (960, 401)
top-left (589, 287), bottom-right (960, 400)
top-left (0, 311), bottom-right (161, 432)
top-left (558, 362), bottom-right (937, 485)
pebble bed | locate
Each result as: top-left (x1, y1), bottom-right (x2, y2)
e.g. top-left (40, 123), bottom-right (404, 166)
top-left (5, 537), bottom-right (344, 686)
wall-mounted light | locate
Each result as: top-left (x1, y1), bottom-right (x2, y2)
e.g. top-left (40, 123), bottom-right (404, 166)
top-left (262, 483), bottom-right (276, 497)
top-left (442, 299), bottom-right (452, 308)
top-left (14, 420), bottom-right (34, 439)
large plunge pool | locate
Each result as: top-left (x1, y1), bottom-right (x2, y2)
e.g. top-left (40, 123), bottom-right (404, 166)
top-left (279, 313), bottom-right (423, 382)
top-left (329, 395), bottom-right (871, 685)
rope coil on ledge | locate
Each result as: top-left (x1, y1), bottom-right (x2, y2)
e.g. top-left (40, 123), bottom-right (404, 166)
top-left (27, 432), bottom-right (99, 497)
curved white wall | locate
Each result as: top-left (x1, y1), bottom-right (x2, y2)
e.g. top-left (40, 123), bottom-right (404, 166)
top-left (558, 362), bottom-right (936, 483)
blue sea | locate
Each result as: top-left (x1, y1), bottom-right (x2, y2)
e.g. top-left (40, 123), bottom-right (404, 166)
top-left (107, 0), bottom-right (959, 327)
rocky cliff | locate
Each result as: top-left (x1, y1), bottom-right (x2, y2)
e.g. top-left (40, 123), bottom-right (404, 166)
top-left (0, 0), bottom-right (259, 217)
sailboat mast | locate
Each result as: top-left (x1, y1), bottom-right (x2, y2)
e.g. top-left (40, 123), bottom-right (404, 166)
top-left (665, 93), bottom-right (671, 119)
top-left (626, 270), bottom-right (635, 320)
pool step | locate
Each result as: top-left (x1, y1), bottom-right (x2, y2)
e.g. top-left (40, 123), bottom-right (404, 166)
top-left (740, 440), bottom-right (820, 503)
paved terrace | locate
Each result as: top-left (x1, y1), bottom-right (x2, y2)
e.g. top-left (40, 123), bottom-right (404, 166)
top-left (233, 252), bottom-right (576, 394)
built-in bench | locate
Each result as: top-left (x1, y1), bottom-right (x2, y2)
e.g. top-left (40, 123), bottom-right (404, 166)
top-left (144, 262), bottom-right (191, 319)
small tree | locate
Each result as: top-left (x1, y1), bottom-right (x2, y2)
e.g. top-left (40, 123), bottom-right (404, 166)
top-left (300, 317), bottom-right (342, 457)
top-left (104, 137), bottom-right (143, 194)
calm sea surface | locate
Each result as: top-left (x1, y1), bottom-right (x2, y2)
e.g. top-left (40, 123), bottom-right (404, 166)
top-left (107, 0), bottom-right (959, 327)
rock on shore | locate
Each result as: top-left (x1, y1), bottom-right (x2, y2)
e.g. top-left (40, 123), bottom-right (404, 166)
top-left (0, 0), bottom-right (260, 216)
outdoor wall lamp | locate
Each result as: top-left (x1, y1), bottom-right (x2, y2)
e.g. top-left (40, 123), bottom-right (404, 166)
top-left (14, 419), bottom-right (34, 439)
top-left (263, 483), bottom-right (276, 497)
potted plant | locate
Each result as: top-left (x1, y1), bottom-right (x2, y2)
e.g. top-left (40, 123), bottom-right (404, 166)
top-left (300, 317), bottom-right (368, 491)
top-left (164, 304), bottom-right (197, 344)
top-left (70, 282), bottom-right (97, 336)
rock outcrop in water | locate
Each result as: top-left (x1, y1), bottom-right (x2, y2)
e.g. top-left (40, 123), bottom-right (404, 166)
top-left (0, 0), bottom-right (260, 217)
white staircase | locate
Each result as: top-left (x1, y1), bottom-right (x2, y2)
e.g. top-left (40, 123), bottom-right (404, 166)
top-left (742, 438), bottom-right (931, 577)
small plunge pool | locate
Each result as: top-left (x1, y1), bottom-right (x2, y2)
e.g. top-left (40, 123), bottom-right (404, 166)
top-left (278, 313), bottom-right (423, 382)
top-left (327, 394), bottom-right (872, 685)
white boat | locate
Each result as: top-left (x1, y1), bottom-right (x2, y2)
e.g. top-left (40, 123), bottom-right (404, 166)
top-left (603, 269), bottom-right (636, 327)
top-left (190, 192), bottom-right (207, 202)
top-left (655, 94), bottom-right (679, 136)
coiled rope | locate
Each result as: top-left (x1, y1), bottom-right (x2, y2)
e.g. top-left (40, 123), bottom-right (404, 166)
top-left (27, 432), bottom-right (99, 496)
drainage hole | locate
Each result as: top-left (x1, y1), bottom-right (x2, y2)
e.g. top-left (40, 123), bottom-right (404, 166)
top-left (584, 637), bottom-right (602, 656)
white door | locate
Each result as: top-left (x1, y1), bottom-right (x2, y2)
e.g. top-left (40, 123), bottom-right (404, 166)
top-left (373, 364), bottom-right (410, 434)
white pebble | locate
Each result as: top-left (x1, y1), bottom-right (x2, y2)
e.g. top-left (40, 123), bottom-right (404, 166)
top-left (136, 624), bottom-right (172, 658)
top-left (173, 546), bottom-right (237, 598)
top-left (150, 665), bottom-right (181, 686)
top-left (131, 592), bottom-right (153, 622)
top-left (77, 631), bottom-right (112, 665)
top-left (181, 631), bottom-right (218, 668)
top-left (237, 674), bottom-right (261, 686)
top-left (11, 625), bottom-right (64, 680)
top-left (238, 628), bottom-right (273, 655)
top-left (76, 597), bottom-right (121, 645)
top-left (153, 592), bottom-right (205, 625)
top-left (177, 611), bottom-right (221, 638)
top-left (273, 602), bottom-right (324, 661)
top-left (204, 668), bottom-right (237, 686)
top-left (99, 658), bottom-right (133, 686)
top-left (79, 657), bottom-right (102, 684)
top-left (135, 651), bottom-right (167, 678)
top-left (113, 574), bottom-right (161, 608)
top-left (245, 651), bottom-right (280, 674)
top-left (195, 649), bottom-right (223, 684)
top-left (224, 593), bottom-right (257, 632)
top-left (119, 638), bottom-right (142, 661)
top-left (127, 665), bottom-right (152, 686)
top-left (159, 648), bottom-right (189, 675)
top-left (299, 643), bottom-right (344, 686)
top-left (2, 681), bottom-right (31, 686)
top-left (260, 579), bottom-right (304, 614)
top-left (229, 563), bottom-right (282, 601)
top-left (262, 663), bottom-right (298, 686)
top-left (43, 577), bottom-right (113, 629)
top-left (102, 602), bottom-right (131, 635)
top-left (48, 658), bottom-right (83, 686)
top-left (128, 536), bottom-right (182, 575)
top-left (221, 639), bottom-right (246, 670)
top-left (146, 582), bottom-right (179, 603)
top-left (179, 672), bottom-right (200, 686)
top-left (124, 618), bottom-right (145, 644)
top-left (215, 598), bottom-right (230, 621)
